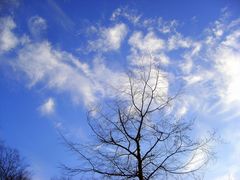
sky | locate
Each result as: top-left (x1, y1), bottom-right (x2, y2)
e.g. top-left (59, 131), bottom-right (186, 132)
top-left (0, 0), bottom-right (240, 179)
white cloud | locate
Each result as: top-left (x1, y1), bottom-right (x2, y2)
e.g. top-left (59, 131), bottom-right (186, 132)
top-left (180, 59), bottom-right (193, 74)
top-left (12, 39), bottom-right (130, 107)
top-left (129, 31), bottom-right (165, 53)
top-left (88, 23), bottom-right (128, 52)
top-left (90, 58), bottom-right (128, 97)
top-left (128, 31), bottom-right (168, 66)
top-left (183, 70), bottom-right (214, 86)
top-left (110, 8), bottom-right (141, 25)
top-left (167, 33), bottom-right (192, 50)
top-left (184, 148), bottom-right (208, 172)
top-left (0, 17), bottom-right (128, 107)
top-left (110, 7), bottom-right (178, 34)
top-left (207, 21), bottom-right (240, 107)
top-left (28, 16), bottom-right (47, 38)
top-left (213, 21), bottom-right (224, 38)
top-left (178, 17), bottom-right (240, 121)
top-left (15, 41), bottom-right (96, 105)
top-left (206, 28), bottom-right (240, 106)
top-left (3, 9), bottom-right (240, 123)
top-left (39, 98), bottom-right (55, 115)
top-left (222, 30), bottom-right (240, 49)
top-left (157, 18), bottom-right (178, 34)
top-left (0, 16), bottom-right (18, 53)
top-left (215, 173), bottom-right (236, 180)
top-left (214, 47), bottom-right (240, 104)
top-left (176, 105), bottom-right (187, 117)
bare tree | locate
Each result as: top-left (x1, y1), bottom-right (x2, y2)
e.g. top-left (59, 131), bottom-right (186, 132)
top-left (0, 142), bottom-right (31, 180)
top-left (62, 63), bottom-right (215, 179)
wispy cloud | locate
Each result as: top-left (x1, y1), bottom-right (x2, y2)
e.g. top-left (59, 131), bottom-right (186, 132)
top-left (15, 40), bottom-right (97, 105)
top-left (28, 15), bottom-right (47, 39)
top-left (110, 7), bottom-right (141, 25)
top-left (0, 16), bottom-right (18, 54)
top-left (39, 97), bottom-right (55, 115)
top-left (47, 0), bottom-right (75, 32)
top-left (1, 17), bottom-right (128, 107)
top-left (1, 9), bottom-right (240, 118)
top-left (180, 14), bottom-right (240, 117)
top-left (88, 23), bottom-right (128, 52)
top-left (129, 31), bottom-right (165, 53)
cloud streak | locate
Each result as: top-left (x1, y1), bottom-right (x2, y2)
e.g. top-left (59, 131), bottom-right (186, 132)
top-left (15, 41), bottom-right (97, 105)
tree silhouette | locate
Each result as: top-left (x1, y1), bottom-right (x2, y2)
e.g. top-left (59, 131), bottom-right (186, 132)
top-left (62, 63), bottom-right (215, 179)
top-left (0, 142), bottom-right (31, 180)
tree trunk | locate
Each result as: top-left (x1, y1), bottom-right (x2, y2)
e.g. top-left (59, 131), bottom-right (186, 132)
top-left (138, 160), bottom-right (144, 180)
top-left (136, 136), bottom-right (144, 180)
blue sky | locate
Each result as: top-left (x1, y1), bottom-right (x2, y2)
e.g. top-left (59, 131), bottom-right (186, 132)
top-left (0, 0), bottom-right (240, 179)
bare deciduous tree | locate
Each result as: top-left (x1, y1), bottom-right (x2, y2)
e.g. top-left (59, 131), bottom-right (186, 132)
top-left (0, 142), bottom-right (31, 180)
top-left (62, 64), bottom-right (215, 179)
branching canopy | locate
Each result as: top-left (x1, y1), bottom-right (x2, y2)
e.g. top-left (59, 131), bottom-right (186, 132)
top-left (62, 64), bottom-right (215, 180)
